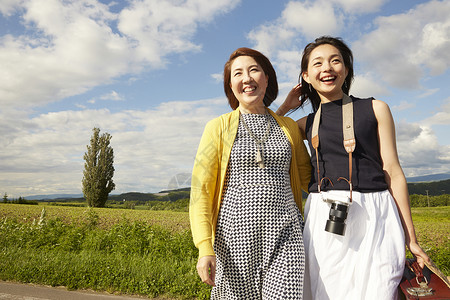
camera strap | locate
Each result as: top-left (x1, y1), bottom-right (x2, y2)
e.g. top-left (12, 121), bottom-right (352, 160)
top-left (311, 94), bottom-right (355, 202)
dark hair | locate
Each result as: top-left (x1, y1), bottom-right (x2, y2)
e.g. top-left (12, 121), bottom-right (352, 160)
top-left (223, 47), bottom-right (278, 110)
top-left (299, 36), bottom-right (354, 112)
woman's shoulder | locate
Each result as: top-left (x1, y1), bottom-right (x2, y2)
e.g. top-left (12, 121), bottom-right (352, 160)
top-left (371, 98), bottom-right (389, 108)
top-left (209, 109), bottom-right (237, 123)
top-left (349, 95), bottom-right (392, 123)
top-left (371, 99), bottom-right (392, 121)
top-left (350, 95), bottom-right (391, 116)
top-left (270, 110), bottom-right (299, 130)
top-left (204, 109), bottom-right (238, 132)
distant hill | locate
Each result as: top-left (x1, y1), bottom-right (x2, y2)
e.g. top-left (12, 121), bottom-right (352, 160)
top-left (407, 173), bottom-right (450, 183)
top-left (25, 188), bottom-right (191, 203)
top-left (24, 194), bottom-right (83, 200)
top-left (407, 179), bottom-right (450, 196)
top-left (158, 187), bottom-right (190, 193)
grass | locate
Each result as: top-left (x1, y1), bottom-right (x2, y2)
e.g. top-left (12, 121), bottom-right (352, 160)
top-left (407, 206), bottom-right (450, 275)
top-left (0, 204), bottom-right (448, 298)
top-left (0, 204), bottom-right (190, 232)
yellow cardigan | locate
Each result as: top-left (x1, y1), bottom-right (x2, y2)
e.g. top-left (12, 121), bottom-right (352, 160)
top-left (189, 107), bottom-right (311, 258)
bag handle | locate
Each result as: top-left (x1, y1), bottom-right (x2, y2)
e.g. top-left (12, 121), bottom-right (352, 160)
top-left (406, 259), bottom-right (426, 285)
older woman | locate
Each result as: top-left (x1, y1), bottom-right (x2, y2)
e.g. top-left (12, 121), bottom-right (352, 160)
top-left (190, 47), bottom-right (311, 299)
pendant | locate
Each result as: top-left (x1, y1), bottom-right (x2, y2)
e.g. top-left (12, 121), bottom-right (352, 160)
top-left (256, 148), bottom-right (264, 168)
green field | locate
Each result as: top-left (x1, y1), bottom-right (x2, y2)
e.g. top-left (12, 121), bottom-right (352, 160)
top-left (0, 204), bottom-right (190, 232)
top-left (0, 204), bottom-right (448, 299)
top-left (406, 206), bottom-right (450, 275)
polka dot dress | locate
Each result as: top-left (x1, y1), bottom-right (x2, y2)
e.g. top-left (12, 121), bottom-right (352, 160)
top-left (211, 113), bottom-right (305, 299)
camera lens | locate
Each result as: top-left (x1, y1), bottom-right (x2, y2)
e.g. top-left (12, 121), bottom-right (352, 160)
top-left (325, 203), bottom-right (349, 236)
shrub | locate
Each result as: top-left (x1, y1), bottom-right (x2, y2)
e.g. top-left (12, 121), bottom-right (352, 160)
top-left (410, 194), bottom-right (449, 207)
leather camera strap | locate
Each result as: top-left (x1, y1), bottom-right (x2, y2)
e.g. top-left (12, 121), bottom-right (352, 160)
top-left (311, 94), bottom-right (355, 201)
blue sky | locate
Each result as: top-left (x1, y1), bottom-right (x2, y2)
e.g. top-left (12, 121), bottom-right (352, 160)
top-left (1, 0), bottom-right (449, 197)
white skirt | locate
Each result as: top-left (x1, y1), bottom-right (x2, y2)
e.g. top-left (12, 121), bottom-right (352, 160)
top-left (303, 190), bottom-right (405, 300)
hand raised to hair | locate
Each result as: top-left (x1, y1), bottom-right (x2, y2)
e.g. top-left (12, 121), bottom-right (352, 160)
top-left (278, 84), bottom-right (304, 116)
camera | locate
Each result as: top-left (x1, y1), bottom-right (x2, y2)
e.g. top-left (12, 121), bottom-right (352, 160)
top-left (321, 192), bottom-right (352, 236)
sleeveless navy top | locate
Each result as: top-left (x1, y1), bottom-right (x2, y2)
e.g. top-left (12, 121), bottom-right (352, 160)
top-left (305, 96), bottom-right (388, 193)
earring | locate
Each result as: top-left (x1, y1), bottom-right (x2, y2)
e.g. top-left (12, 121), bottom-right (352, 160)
top-left (344, 81), bottom-right (348, 90)
top-left (309, 84), bottom-right (312, 93)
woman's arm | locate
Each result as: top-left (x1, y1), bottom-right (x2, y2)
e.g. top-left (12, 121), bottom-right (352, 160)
top-left (297, 117), bottom-right (308, 141)
top-left (276, 84), bottom-right (303, 116)
top-left (277, 84), bottom-right (308, 140)
top-left (190, 121), bottom-right (220, 285)
top-left (373, 99), bottom-right (431, 267)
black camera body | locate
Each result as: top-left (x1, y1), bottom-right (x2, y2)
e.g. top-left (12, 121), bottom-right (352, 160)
top-left (321, 192), bottom-right (351, 236)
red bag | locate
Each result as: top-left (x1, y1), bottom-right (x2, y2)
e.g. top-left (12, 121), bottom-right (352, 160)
top-left (399, 258), bottom-right (450, 299)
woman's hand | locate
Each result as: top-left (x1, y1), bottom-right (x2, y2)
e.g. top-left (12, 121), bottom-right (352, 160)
top-left (276, 84), bottom-right (304, 116)
top-left (408, 241), bottom-right (431, 269)
top-left (196, 255), bottom-right (216, 286)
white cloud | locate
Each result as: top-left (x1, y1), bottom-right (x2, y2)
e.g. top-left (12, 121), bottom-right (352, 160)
top-left (88, 90), bottom-right (125, 104)
top-left (282, 1), bottom-right (343, 39)
top-left (248, 0), bottom-right (387, 58)
top-left (332, 0), bottom-right (387, 13)
top-left (350, 73), bottom-right (389, 98)
top-left (422, 97), bottom-right (450, 126)
top-left (396, 122), bottom-right (450, 176)
top-left (391, 100), bottom-right (415, 112)
top-left (274, 50), bottom-right (303, 83)
top-left (211, 73), bottom-right (222, 83)
top-left (0, 0), bottom-right (241, 109)
top-left (248, 22), bottom-right (297, 57)
top-left (118, 0), bottom-right (240, 65)
top-left (248, 0), bottom-right (344, 57)
top-left (101, 91), bottom-right (123, 101)
top-left (0, 98), bottom-right (229, 198)
top-left (416, 21), bottom-right (450, 75)
top-left (418, 88), bottom-right (440, 98)
top-left (0, 0), bottom-right (131, 107)
top-left (352, 0), bottom-right (450, 89)
top-left (396, 97), bottom-right (450, 175)
top-left (0, 0), bottom-right (20, 15)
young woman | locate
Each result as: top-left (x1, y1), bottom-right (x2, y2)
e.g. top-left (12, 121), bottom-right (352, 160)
top-left (277, 36), bottom-right (430, 300)
top-left (190, 47), bottom-right (311, 299)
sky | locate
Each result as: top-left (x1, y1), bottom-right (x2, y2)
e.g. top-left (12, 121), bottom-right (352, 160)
top-left (0, 0), bottom-right (449, 198)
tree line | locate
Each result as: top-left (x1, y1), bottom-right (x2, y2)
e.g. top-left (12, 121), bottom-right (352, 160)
top-left (407, 179), bottom-right (450, 196)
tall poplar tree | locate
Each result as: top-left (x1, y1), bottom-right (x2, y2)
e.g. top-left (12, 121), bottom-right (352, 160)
top-left (82, 127), bottom-right (115, 207)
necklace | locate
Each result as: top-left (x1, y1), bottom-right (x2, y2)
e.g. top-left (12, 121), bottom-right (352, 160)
top-left (239, 111), bottom-right (271, 168)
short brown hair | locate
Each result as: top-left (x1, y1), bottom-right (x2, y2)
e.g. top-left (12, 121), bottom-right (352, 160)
top-left (223, 47), bottom-right (278, 110)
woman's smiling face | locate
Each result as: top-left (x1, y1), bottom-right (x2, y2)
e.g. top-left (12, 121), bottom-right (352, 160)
top-left (230, 55), bottom-right (268, 114)
top-left (302, 44), bottom-right (348, 102)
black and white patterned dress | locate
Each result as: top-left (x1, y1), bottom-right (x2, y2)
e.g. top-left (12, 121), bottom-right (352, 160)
top-left (212, 113), bottom-right (305, 299)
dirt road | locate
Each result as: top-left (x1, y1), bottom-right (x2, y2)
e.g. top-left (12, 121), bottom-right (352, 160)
top-left (0, 281), bottom-right (150, 300)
